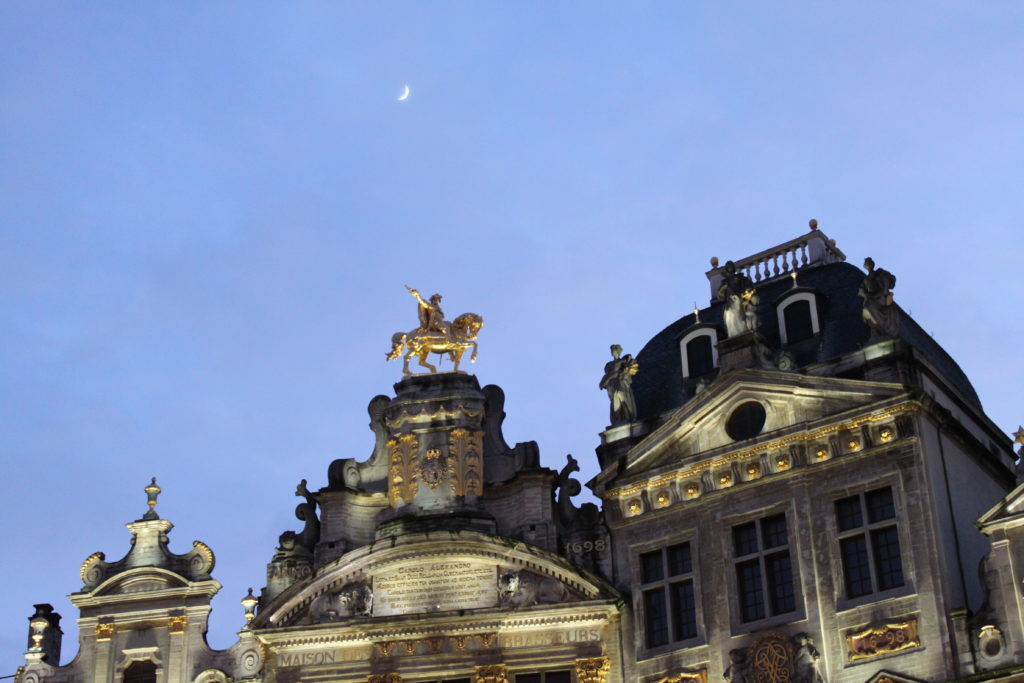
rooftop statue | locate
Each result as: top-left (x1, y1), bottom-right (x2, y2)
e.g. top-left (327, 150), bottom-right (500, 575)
top-left (387, 286), bottom-right (483, 375)
top-left (859, 257), bottom-right (898, 341)
top-left (600, 344), bottom-right (639, 425)
top-left (718, 260), bottom-right (760, 337)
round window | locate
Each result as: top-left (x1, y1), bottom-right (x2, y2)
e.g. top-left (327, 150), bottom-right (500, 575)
top-left (726, 401), bottom-right (766, 441)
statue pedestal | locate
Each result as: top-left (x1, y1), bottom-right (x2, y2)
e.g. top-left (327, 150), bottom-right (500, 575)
top-left (377, 372), bottom-right (495, 532)
top-left (716, 332), bottom-right (773, 373)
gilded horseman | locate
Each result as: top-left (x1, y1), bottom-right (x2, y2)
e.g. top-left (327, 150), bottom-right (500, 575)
top-left (387, 287), bottom-right (483, 375)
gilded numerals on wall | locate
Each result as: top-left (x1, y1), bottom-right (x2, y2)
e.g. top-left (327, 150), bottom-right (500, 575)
top-left (574, 657), bottom-right (610, 683)
top-left (387, 433), bottom-right (420, 505)
top-left (449, 428), bottom-right (484, 498)
top-left (473, 664), bottom-right (508, 683)
top-left (846, 618), bottom-right (920, 660)
top-left (367, 674), bottom-right (402, 683)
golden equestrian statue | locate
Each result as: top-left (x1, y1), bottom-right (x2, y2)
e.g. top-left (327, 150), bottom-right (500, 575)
top-left (386, 286), bottom-right (484, 375)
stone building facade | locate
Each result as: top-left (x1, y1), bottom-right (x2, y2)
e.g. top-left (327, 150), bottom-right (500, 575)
top-left (15, 226), bottom-right (1024, 682)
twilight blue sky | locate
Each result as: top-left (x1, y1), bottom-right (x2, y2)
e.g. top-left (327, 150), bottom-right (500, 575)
top-left (2, 2), bottom-right (1023, 673)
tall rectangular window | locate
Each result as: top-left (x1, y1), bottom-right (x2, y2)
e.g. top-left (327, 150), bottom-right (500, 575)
top-left (836, 487), bottom-right (904, 598)
top-left (639, 542), bottom-right (697, 648)
top-left (732, 514), bottom-right (796, 622)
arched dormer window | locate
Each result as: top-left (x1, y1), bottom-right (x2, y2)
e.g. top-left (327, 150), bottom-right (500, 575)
top-left (776, 290), bottom-right (822, 345)
top-left (679, 327), bottom-right (719, 379)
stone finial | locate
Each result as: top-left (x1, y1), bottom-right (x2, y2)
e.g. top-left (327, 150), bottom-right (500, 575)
top-left (143, 477), bottom-right (161, 520)
top-left (241, 587), bottom-right (258, 625)
top-left (809, 218), bottom-right (818, 231)
top-left (710, 256), bottom-right (720, 268)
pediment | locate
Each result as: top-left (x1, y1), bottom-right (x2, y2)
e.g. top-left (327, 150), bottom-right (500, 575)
top-left (865, 672), bottom-right (926, 683)
top-left (613, 369), bottom-right (907, 484)
top-left (255, 531), bottom-right (616, 628)
top-left (93, 568), bottom-right (189, 596)
top-left (978, 480), bottom-right (1024, 532)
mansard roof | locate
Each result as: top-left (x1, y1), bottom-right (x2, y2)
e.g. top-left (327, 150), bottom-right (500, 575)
top-left (630, 260), bottom-right (980, 423)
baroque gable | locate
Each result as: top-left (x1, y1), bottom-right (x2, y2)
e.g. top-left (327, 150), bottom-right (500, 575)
top-left (256, 530), bottom-right (615, 628)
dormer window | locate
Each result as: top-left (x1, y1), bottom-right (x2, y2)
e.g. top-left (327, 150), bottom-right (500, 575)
top-left (775, 291), bottom-right (821, 345)
top-left (679, 328), bottom-right (719, 378)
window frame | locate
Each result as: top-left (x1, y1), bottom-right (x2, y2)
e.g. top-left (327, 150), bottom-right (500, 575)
top-left (679, 327), bottom-right (719, 379)
top-left (775, 291), bottom-right (821, 345)
top-left (635, 539), bottom-right (701, 654)
top-left (727, 508), bottom-right (803, 632)
top-left (833, 484), bottom-right (908, 606)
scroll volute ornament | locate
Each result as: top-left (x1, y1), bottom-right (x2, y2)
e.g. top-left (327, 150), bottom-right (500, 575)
top-left (473, 664), bottom-right (508, 683)
top-left (575, 657), bottom-right (610, 683)
top-left (387, 433), bottom-right (419, 505)
top-left (450, 428), bottom-right (484, 498)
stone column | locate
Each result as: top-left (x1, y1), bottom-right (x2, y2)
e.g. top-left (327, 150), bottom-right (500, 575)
top-left (93, 623), bottom-right (115, 683)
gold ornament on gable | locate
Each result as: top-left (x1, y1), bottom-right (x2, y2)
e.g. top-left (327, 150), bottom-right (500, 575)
top-left (449, 428), bottom-right (484, 498)
top-left (387, 433), bottom-right (420, 505)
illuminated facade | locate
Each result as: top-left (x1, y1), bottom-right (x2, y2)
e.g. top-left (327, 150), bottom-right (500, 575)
top-left (16, 227), bottom-right (1024, 682)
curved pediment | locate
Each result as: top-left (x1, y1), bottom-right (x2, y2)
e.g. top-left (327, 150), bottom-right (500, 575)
top-left (255, 530), bottom-right (615, 628)
top-left (92, 567), bottom-right (190, 596)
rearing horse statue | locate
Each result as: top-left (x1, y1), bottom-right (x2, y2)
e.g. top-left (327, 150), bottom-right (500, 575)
top-left (386, 287), bottom-right (484, 375)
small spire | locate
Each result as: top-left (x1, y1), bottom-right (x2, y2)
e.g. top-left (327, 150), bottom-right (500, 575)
top-left (143, 477), bottom-right (161, 521)
top-left (790, 270), bottom-right (798, 288)
top-left (692, 302), bottom-right (700, 323)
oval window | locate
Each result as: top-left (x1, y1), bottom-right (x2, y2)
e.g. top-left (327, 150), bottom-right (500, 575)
top-left (726, 401), bottom-right (766, 441)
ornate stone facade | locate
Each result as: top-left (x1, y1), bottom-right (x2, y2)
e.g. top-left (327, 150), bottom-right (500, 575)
top-left (15, 227), bottom-right (1024, 682)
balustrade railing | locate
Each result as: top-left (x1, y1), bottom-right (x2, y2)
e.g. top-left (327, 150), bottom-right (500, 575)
top-left (705, 227), bottom-right (845, 298)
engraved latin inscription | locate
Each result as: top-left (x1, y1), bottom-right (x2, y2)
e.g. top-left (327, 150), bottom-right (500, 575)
top-left (373, 562), bottom-right (495, 616)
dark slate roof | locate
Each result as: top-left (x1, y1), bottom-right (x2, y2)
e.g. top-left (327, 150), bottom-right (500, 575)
top-left (631, 261), bottom-right (980, 422)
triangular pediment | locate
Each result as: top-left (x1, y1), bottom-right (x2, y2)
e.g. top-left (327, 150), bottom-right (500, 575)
top-left (865, 671), bottom-right (926, 683)
top-left (607, 369), bottom-right (907, 488)
top-left (978, 480), bottom-right (1024, 532)
top-left (255, 530), bottom-right (617, 629)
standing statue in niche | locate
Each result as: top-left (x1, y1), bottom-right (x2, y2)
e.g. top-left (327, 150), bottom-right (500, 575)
top-left (600, 344), bottom-right (639, 425)
top-left (718, 261), bottom-right (759, 337)
top-left (859, 257), bottom-right (899, 340)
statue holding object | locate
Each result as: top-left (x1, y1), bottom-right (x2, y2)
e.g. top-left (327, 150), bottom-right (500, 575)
top-left (386, 286), bottom-right (483, 375)
top-left (718, 260), bottom-right (760, 337)
top-left (859, 257), bottom-right (898, 341)
top-left (600, 344), bottom-right (639, 425)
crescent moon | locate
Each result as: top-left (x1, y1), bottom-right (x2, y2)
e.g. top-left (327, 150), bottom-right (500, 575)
top-left (398, 85), bottom-right (410, 101)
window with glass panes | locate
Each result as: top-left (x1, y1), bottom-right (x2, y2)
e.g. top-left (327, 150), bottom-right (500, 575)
top-left (835, 486), bottom-right (904, 598)
top-left (639, 542), bottom-right (697, 648)
top-left (515, 671), bottom-right (571, 683)
top-left (732, 514), bottom-right (796, 622)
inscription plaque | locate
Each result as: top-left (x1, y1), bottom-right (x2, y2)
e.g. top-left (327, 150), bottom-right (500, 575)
top-left (373, 561), bottom-right (496, 616)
